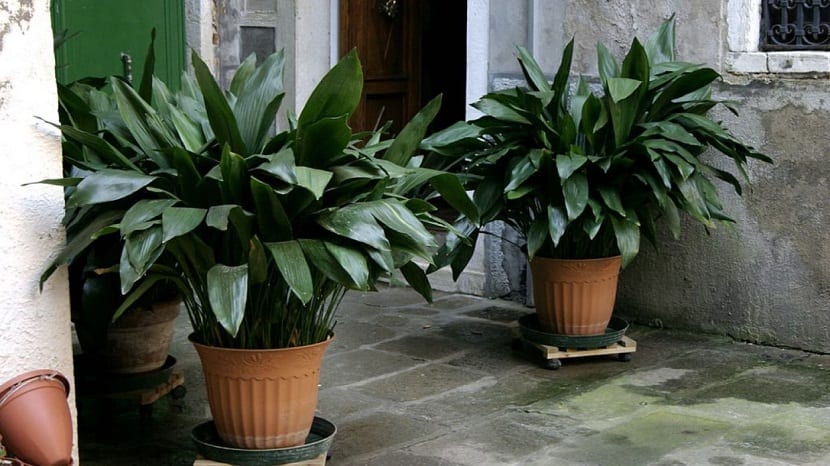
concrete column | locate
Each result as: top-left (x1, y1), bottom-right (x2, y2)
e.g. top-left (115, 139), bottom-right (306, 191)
top-left (0, 0), bottom-right (77, 461)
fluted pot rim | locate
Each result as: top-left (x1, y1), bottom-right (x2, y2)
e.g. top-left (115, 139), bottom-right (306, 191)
top-left (188, 333), bottom-right (334, 353)
top-left (531, 255), bottom-right (622, 265)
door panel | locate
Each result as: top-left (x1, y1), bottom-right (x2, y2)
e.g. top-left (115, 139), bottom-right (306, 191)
top-left (52, 0), bottom-right (185, 90)
top-left (340, 0), bottom-right (422, 133)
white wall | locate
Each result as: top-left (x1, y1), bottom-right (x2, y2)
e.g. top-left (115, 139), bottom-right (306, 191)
top-left (0, 0), bottom-right (77, 461)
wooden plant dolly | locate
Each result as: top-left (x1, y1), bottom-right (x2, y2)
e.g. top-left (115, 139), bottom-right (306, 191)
top-left (511, 316), bottom-right (637, 370)
top-left (194, 452), bottom-right (326, 466)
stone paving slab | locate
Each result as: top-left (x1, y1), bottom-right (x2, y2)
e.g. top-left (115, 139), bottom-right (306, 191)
top-left (76, 286), bottom-right (830, 466)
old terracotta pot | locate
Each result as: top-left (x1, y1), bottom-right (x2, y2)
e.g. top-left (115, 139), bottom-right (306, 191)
top-left (103, 298), bottom-right (181, 374)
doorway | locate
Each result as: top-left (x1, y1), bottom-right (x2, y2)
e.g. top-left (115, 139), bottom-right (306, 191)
top-left (339, 0), bottom-right (467, 134)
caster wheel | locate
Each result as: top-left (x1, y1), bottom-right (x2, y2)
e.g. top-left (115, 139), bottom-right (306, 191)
top-left (542, 359), bottom-right (562, 370)
top-left (171, 385), bottom-right (187, 399)
top-left (511, 338), bottom-right (524, 351)
top-left (618, 353), bottom-right (632, 362)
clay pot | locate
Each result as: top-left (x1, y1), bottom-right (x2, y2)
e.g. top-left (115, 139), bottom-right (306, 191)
top-left (530, 256), bottom-right (622, 335)
top-left (191, 336), bottom-right (332, 449)
top-left (102, 298), bottom-right (181, 374)
top-left (0, 370), bottom-right (73, 466)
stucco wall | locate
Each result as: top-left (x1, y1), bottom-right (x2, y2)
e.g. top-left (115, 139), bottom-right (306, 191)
top-left (0, 0), bottom-right (77, 460)
top-left (485, 0), bottom-right (830, 352)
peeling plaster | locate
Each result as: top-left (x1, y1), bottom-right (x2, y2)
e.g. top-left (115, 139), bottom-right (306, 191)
top-left (0, 0), bottom-right (34, 52)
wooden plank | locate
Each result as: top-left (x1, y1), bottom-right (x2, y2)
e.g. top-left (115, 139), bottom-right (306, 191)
top-left (535, 336), bottom-right (637, 359)
top-left (140, 372), bottom-right (184, 405)
top-left (194, 452), bottom-right (327, 466)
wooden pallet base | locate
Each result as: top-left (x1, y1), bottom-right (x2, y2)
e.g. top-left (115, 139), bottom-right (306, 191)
top-left (194, 452), bottom-right (326, 466)
top-left (512, 325), bottom-right (637, 369)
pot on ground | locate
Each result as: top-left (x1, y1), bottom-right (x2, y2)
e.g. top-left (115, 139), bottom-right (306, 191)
top-left (0, 370), bottom-right (73, 466)
top-left (191, 335), bottom-right (332, 449)
top-left (530, 256), bottom-right (621, 335)
top-left (101, 298), bottom-right (181, 374)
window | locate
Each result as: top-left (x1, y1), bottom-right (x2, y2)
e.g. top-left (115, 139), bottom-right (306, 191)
top-left (762, 0), bottom-right (830, 51)
top-left (727, 0), bottom-right (830, 74)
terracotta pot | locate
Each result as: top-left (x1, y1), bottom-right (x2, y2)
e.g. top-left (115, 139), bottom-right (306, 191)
top-left (191, 336), bottom-right (332, 449)
top-left (530, 256), bottom-right (622, 335)
top-left (0, 370), bottom-right (73, 466)
top-left (102, 298), bottom-right (181, 374)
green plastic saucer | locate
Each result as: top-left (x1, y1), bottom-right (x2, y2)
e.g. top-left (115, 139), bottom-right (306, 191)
top-left (518, 315), bottom-right (629, 349)
top-left (192, 416), bottom-right (335, 465)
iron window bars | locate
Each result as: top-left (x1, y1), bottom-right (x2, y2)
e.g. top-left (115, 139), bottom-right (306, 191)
top-left (762, 0), bottom-right (830, 50)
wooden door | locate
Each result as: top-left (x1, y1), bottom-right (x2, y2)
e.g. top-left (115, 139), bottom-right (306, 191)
top-left (340, 0), bottom-right (423, 133)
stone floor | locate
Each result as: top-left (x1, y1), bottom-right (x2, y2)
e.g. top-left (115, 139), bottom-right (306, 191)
top-left (76, 286), bottom-right (830, 465)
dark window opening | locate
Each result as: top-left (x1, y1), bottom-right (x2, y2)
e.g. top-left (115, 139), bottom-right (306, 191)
top-left (761, 0), bottom-right (830, 51)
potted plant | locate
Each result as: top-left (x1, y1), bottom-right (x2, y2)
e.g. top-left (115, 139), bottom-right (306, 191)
top-left (39, 47), bottom-right (473, 450)
top-left (40, 32), bottom-right (182, 375)
top-left (428, 16), bottom-right (772, 336)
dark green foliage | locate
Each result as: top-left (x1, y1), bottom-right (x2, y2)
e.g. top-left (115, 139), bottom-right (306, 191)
top-left (428, 16), bottom-right (771, 275)
top-left (42, 49), bottom-right (470, 349)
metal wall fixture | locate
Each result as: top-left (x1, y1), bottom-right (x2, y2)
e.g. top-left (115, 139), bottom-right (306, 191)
top-left (762, 0), bottom-right (830, 50)
top-left (379, 0), bottom-right (399, 19)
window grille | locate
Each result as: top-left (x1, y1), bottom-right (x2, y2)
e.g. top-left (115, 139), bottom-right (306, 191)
top-left (762, 0), bottom-right (830, 50)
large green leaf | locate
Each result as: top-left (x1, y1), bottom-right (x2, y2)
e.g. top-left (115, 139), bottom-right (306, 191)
top-left (162, 207), bottom-right (206, 242)
top-left (610, 212), bottom-right (640, 268)
top-left (219, 146), bottom-right (248, 205)
top-left (473, 97), bottom-right (530, 124)
top-left (606, 78), bottom-right (642, 104)
top-left (299, 239), bottom-right (359, 285)
top-left (384, 95), bottom-right (442, 165)
top-left (250, 177), bottom-right (292, 241)
top-left (324, 242), bottom-right (370, 290)
top-left (556, 152), bottom-right (588, 181)
top-left (229, 54), bottom-right (258, 96)
top-left (66, 169), bottom-right (157, 208)
top-left (207, 264), bottom-right (249, 337)
top-left (247, 236), bottom-right (268, 284)
top-left (298, 49), bottom-right (362, 128)
top-left (429, 173), bottom-right (480, 225)
top-left (505, 152), bottom-right (539, 192)
top-left (317, 206), bottom-right (390, 252)
top-left (295, 116), bottom-right (351, 167)
top-left (645, 14), bottom-right (676, 64)
top-left (40, 209), bottom-right (124, 289)
top-left (368, 200), bottom-right (436, 250)
top-left (597, 42), bottom-right (620, 85)
top-left (121, 226), bottom-right (164, 293)
top-left (54, 124), bottom-right (139, 171)
top-left (547, 206), bottom-right (568, 248)
top-left (517, 46), bottom-right (550, 92)
top-left (232, 51), bottom-right (285, 153)
top-left (111, 78), bottom-right (175, 168)
top-left (266, 240), bottom-right (313, 304)
top-left (598, 186), bottom-right (626, 217)
top-left (562, 172), bottom-right (589, 220)
top-left (400, 261), bottom-right (432, 302)
top-left (121, 199), bottom-right (177, 236)
top-left (526, 215), bottom-right (548, 260)
top-left (192, 51), bottom-right (246, 154)
top-left (294, 166), bottom-right (333, 200)
top-left (257, 148), bottom-right (299, 185)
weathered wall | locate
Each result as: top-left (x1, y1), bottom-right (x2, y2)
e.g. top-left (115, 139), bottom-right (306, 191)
top-left (0, 0), bottom-right (77, 460)
top-left (485, 0), bottom-right (830, 352)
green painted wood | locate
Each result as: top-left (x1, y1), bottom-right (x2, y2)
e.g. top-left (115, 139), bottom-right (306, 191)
top-left (52, 0), bottom-right (185, 90)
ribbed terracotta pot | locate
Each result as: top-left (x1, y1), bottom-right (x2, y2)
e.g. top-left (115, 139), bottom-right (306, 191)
top-left (0, 370), bottom-right (73, 466)
top-left (104, 298), bottom-right (181, 374)
top-left (530, 256), bottom-right (622, 335)
top-left (191, 335), bottom-right (332, 449)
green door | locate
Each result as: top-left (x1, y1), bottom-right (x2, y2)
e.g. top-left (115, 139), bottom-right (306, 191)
top-left (52, 0), bottom-right (185, 89)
